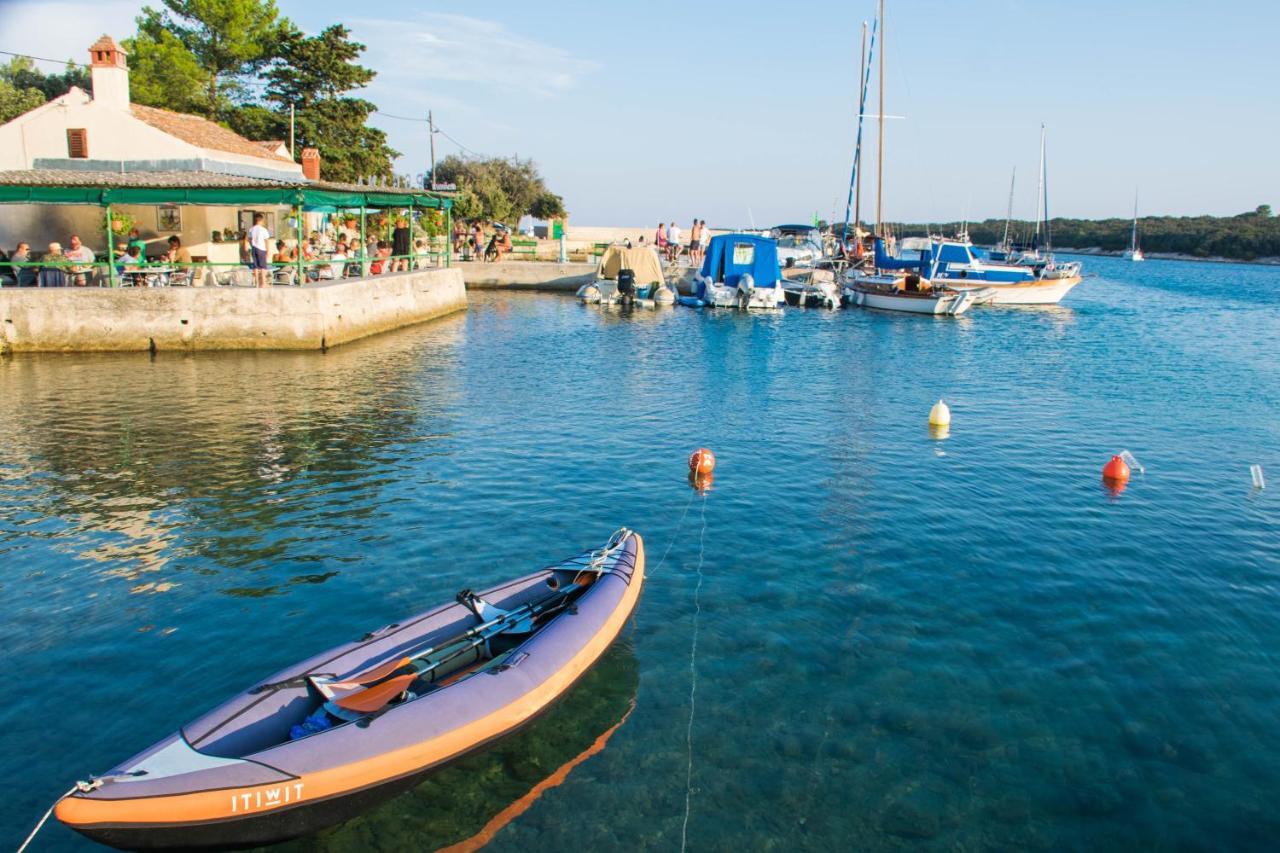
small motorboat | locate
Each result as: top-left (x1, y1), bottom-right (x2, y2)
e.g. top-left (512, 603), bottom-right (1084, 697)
top-left (55, 529), bottom-right (645, 851)
top-left (685, 233), bottom-right (786, 309)
top-left (781, 266), bottom-right (841, 309)
top-left (843, 271), bottom-right (989, 315)
top-left (576, 245), bottom-right (675, 306)
top-left (769, 224), bottom-right (823, 268)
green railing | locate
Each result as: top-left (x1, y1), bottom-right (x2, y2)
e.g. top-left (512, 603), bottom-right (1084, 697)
top-left (0, 253), bottom-right (447, 288)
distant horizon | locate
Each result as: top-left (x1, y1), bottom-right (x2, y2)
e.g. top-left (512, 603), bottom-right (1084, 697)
top-left (1, 0), bottom-right (1276, 224)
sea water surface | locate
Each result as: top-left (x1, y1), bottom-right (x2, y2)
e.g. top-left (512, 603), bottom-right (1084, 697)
top-left (2, 256), bottom-right (1278, 851)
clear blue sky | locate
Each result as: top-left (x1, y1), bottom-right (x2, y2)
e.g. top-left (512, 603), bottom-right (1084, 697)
top-left (4, 0), bottom-right (1277, 225)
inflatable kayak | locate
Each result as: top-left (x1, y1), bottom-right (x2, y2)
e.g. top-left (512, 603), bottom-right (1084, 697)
top-left (55, 529), bottom-right (644, 850)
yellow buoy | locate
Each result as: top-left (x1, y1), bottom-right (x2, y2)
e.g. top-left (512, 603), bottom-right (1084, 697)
top-left (928, 399), bottom-right (951, 427)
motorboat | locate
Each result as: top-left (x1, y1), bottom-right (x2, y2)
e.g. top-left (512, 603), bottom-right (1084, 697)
top-left (54, 530), bottom-right (645, 850)
top-left (781, 266), bottom-right (841, 308)
top-left (770, 224), bottom-right (823, 268)
top-left (685, 233), bottom-right (786, 309)
top-left (577, 245), bottom-right (676, 306)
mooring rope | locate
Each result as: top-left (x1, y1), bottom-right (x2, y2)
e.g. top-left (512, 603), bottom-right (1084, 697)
top-left (680, 492), bottom-right (708, 853)
top-left (16, 786), bottom-right (78, 853)
top-left (650, 481), bottom-right (701, 573)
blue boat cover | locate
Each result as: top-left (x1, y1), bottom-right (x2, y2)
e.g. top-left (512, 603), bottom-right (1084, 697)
top-left (699, 234), bottom-right (782, 290)
top-left (873, 238), bottom-right (928, 274)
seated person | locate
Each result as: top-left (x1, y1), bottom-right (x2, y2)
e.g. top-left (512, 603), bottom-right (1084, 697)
top-left (39, 242), bottom-right (68, 287)
top-left (369, 240), bottom-right (392, 275)
top-left (7, 242), bottom-right (34, 287)
top-left (492, 229), bottom-right (513, 261)
top-left (65, 235), bottom-right (96, 286)
top-left (118, 244), bottom-right (144, 281)
top-left (166, 236), bottom-right (192, 265)
top-left (272, 240), bottom-right (290, 264)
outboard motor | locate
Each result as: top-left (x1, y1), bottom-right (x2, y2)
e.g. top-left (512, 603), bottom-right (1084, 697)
top-left (617, 268), bottom-right (636, 305)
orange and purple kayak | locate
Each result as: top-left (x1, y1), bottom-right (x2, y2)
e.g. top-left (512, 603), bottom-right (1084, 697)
top-left (55, 529), bottom-right (644, 850)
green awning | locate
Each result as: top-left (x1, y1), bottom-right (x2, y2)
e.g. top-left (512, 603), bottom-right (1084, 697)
top-left (0, 185), bottom-right (451, 209)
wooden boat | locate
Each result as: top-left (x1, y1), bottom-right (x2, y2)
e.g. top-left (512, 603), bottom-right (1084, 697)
top-left (54, 529), bottom-right (645, 850)
top-left (843, 272), bottom-right (988, 315)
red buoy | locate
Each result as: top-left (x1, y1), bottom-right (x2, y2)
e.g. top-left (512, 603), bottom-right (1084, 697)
top-left (688, 448), bottom-right (716, 475)
top-left (1102, 455), bottom-right (1130, 483)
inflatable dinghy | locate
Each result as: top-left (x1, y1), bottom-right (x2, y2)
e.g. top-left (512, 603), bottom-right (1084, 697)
top-left (55, 529), bottom-right (644, 850)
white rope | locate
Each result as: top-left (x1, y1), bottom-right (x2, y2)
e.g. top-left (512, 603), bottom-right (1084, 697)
top-left (649, 488), bottom-right (696, 577)
top-left (680, 493), bottom-right (708, 853)
top-left (16, 786), bottom-right (77, 853)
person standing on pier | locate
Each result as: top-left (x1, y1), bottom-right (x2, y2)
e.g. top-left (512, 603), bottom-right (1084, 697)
top-left (392, 217), bottom-right (411, 272)
top-left (249, 213), bottom-right (271, 288)
top-left (689, 219), bottom-right (702, 265)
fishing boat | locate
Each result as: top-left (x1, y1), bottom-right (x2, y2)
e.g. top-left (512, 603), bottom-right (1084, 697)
top-left (844, 271), bottom-right (985, 315)
top-left (577, 245), bottom-right (676, 306)
top-left (1125, 190), bottom-right (1145, 261)
top-left (685, 233), bottom-right (786, 309)
top-left (54, 529), bottom-right (645, 851)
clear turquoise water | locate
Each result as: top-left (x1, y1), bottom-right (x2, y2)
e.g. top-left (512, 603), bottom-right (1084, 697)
top-left (2, 255), bottom-right (1278, 850)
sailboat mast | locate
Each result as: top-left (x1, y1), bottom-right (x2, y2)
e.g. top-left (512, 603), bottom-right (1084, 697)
top-left (1001, 167), bottom-right (1016, 249)
top-left (1032, 124), bottom-right (1045, 248)
top-left (1130, 189), bottom-right (1139, 252)
top-left (1042, 129), bottom-right (1052, 254)
top-left (875, 0), bottom-right (885, 236)
top-left (841, 19), bottom-right (876, 249)
top-left (854, 21), bottom-right (868, 232)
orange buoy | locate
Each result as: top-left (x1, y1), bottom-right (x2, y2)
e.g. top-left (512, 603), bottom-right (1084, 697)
top-left (1102, 455), bottom-right (1130, 483)
top-left (688, 448), bottom-right (716, 475)
top-left (688, 470), bottom-right (714, 494)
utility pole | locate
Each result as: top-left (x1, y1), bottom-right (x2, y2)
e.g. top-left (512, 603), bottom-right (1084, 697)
top-left (428, 110), bottom-right (437, 190)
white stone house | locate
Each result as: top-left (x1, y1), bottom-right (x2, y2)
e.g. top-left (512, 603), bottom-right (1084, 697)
top-left (0, 36), bottom-right (318, 260)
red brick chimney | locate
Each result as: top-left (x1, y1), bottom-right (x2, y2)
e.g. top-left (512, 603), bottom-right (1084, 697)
top-left (301, 148), bottom-right (321, 181)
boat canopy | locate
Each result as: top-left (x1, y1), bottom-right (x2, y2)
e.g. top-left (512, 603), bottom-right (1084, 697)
top-left (700, 234), bottom-right (781, 287)
top-left (596, 245), bottom-right (664, 285)
top-left (874, 238), bottom-right (927, 274)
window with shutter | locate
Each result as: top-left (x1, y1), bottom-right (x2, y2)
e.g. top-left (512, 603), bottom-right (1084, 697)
top-left (67, 129), bottom-right (88, 159)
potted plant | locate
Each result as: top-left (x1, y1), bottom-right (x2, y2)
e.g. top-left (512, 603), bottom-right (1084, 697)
top-left (103, 210), bottom-right (136, 236)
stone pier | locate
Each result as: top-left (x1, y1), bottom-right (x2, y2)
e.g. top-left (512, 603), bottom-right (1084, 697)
top-left (0, 267), bottom-right (466, 353)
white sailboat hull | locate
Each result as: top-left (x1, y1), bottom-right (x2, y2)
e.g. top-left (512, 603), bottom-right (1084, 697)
top-left (842, 278), bottom-right (983, 315)
top-left (948, 275), bottom-right (1082, 305)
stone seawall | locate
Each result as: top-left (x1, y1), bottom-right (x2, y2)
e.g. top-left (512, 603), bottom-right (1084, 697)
top-left (458, 261), bottom-right (697, 294)
top-left (0, 267), bottom-right (467, 353)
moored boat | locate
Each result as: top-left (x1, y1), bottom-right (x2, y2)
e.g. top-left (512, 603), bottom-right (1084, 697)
top-left (686, 233), bottom-right (786, 309)
top-left (843, 270), bottom-right (987, 315)
top-left (577, 245), bottom-right (675, 305)
top-left (54, 529), bottom-right (645, 851)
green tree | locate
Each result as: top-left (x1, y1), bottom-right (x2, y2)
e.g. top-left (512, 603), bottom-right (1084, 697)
top-left (435, 155), bottom-right (565, 225)
top-left (135, 0), bottom-right (287, 118)
top-left (0, 77), bottom-right (45, 123)
top-left (1, 56), bottom-right (90, 100)
top-left (124, 26), bottom-right (209, 114)
top-left (261, 24), bottom-right (395, 182)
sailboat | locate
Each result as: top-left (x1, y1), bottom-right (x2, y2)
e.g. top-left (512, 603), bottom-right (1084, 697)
top-left (1125, 190), bottom-right (1145, 261)
top-left (942, 125), bottom-right (1083, 304)
top-left (841, 1), bottom-right (984, 316)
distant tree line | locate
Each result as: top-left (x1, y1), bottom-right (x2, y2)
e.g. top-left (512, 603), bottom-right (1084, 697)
top-left (883, 205), bottom-right (1278, 261)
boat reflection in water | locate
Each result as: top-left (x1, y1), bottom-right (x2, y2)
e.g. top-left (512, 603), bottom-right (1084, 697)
top-left (269, 641), bottom-right (640, 852)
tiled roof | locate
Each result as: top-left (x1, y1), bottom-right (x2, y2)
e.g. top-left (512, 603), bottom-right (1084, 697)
top-left (130, 104), bottom-right (297, 164)
top-left (0, 169), bottom-right (456, 198)
top-left (89, 34), bottom-right (125, 54)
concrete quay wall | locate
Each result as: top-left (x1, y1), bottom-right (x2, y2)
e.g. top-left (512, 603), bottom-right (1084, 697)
top-left (458, 260), bottom-right (696, 294)
top-left (0, 268), bottom-right (466, 353)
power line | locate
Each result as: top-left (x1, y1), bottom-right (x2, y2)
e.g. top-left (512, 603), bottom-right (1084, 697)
top-left (370, 111), bottom-right (480, 157)
top-left (0, 49), bottom-right (88, 68)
